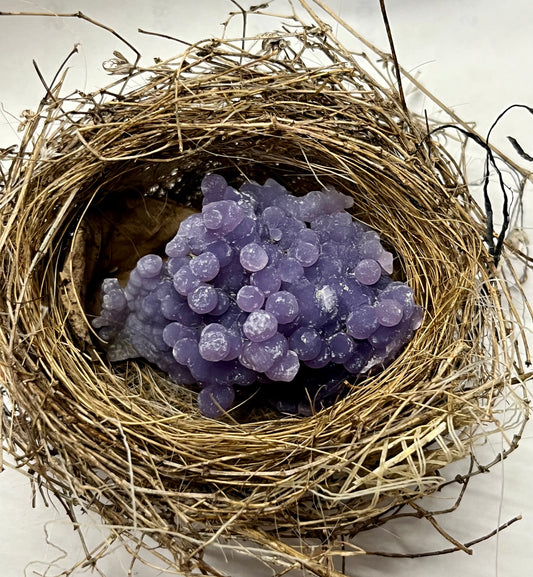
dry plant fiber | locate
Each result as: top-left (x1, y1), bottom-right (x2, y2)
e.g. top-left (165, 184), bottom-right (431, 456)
top-left (1, 1), bottom-right (531, 575)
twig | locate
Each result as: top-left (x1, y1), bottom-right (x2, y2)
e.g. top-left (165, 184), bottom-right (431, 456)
top-left (423, 122), bottom-right (510, 266)
top-left (229, 0), bottom-right (247, 56)
top-left (309, 0), bottom-right (533, 185)
top-left (0, 11), bottom-right (141, 67)
top-left (411, 502), bottom-right (472, 555)
top-left (32, 44), bottom-right (79, 108)
top-left (138, 27), bottom-right (192, 47)
top-left (378, 0), bottom-right (408, 116)
top-left (485, 103), bottom-right (533, 262)
top-left (364, 515), bottom-right (522, 558)
top-left (48, 44), bottom-right (81, 97)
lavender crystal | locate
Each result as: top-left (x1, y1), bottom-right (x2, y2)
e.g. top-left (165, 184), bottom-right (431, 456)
top-left (93, 174), bottom-right (423, 418)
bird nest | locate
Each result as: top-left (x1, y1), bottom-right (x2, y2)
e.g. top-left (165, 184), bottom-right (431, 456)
top-left (1, 2), bottom-right (531, 575)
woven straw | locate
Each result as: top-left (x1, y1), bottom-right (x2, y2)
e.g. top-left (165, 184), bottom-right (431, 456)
top-left (1, 2), bottom-right (531, 575)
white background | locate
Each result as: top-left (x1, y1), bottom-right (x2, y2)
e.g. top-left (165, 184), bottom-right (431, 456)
top-left (1, 1), bottom-right (532, 576)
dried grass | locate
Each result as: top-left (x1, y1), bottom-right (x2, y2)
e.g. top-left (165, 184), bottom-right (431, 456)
top-left (1, 2), bottom-right (531, 575)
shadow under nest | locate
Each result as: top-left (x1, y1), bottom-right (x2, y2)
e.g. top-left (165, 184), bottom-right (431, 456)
top-left (1, 14), bottom-right (529, 577)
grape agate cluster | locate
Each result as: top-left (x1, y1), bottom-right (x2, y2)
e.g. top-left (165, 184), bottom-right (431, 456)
top-left (93, 174), bottom-right (422, 418)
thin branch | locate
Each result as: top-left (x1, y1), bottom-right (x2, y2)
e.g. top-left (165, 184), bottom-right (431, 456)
top-left (49, 44), bottom-right (81, 94)
top-left (138, 28), bottom-right (192, 47)
top-left (310, 0), bottom-right (533, 185)
top-left (0, 11), bottom-right (141, 66)
top-left (378, 0), bottom-right (408, 116)
top-left (411, 503), bottom-right (472, 555)
top-left (364, 515), bottom-right (522, 558)
top-left (423, 122), bottom-right (510, 266)
top-left (229, 0), bottom-right (247, 55)
top-left (32, 59), bottom-right (56, 103)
